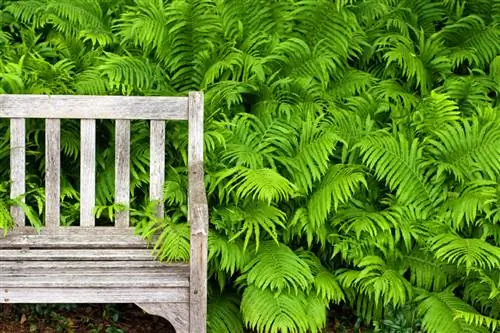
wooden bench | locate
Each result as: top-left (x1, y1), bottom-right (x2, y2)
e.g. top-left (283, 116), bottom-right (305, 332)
top-left (0, 92), bottom-right (208, 333)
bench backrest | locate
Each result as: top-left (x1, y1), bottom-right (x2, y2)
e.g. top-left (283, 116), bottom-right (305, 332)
top-left (0, 92), bottom-right (207, 232)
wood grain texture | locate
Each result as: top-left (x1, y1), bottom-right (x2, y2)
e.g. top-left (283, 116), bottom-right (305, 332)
top-left (188, 91), bottom-right (208, 333)
top-left (115, 120), bottom-right (131, 227)
top-left (8, 226), bottom-right (138, 235)
top-left (0, 275), bottom-right (189, 288)
top-left (0, 288), bottom-right (188, 303)
top-left (0, 95), bottom-right (188, 120)
top-left (0, 231), bottom-right (147, 248)
top-left (0, 249), bottom-right (154, 261)
top-left (10, 118), bottom-right (25, 227)
top-left (80, 119), bottom-right (96, 227)
top-left (0, 261), bottom-right (187, 271)
top-left (137, 303), bottom-right (189, 333)
top-left (45, 119), bottom-right (60, 230)
top-left (150, 120), bottom-right (165, 219)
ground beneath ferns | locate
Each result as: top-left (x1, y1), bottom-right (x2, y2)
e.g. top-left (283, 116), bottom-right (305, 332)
top-left (0, 304), bottom-right (363, 332)
top-left (0, 304), bottom-right (175, 333)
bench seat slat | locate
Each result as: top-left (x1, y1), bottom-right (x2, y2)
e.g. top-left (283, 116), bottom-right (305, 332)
top-left (0, 249), bottom-right (154, 261)
top-left (0, 275), bottom-right (189, 288)
top-left (0, 233), bottom-right (148, 248)
top-left (0, 288), bottom-right (188, 303)
top-left (0, 267), bottom-right (188, 275)
top-left (0, 261), bottom-right (186, 270)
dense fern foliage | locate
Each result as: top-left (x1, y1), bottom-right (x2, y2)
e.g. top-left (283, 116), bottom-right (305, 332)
top-left (1, 0), bottom-right (500, 332)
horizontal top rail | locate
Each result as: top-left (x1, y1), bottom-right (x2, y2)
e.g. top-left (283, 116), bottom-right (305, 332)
top-left (0, 95), bottom-right (188, 120)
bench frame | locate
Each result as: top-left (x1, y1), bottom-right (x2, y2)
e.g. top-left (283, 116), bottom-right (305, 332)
top-left (0, 92), bottom-right (208, 333)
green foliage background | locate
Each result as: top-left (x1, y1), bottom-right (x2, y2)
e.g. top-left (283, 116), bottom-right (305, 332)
top-left (1, 0), bottom-right (500, 332)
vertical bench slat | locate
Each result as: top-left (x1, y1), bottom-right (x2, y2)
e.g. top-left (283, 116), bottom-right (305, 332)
top-left (150, 120), bottom-right (165, 219)
top-left (45, 119), bottom-right (60, 229)
top-left (80, 120), bottom-right (96, 227)
top-left (115, 120), bottom-right (130, 228)
top-left (188, 92), bottom-right (208, 333)
top-left (10, 119), bottom-right (25, 227)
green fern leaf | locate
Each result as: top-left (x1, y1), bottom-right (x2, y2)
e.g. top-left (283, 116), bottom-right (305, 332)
top-left (239, 241), bottom-right (314, 293)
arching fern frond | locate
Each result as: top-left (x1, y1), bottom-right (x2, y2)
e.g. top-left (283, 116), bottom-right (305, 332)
top-left (441, 180), bottom-right (496, 230)
top-left (307, 164), bottom-right (366, 229)
top-left (406, 250), bottom-right (454, 291)
top-left (357, 133), bottom-right (438, 211)
top-left (339, 255), bottom-right (413, 308)
top-left (239, 241), bottom-right (314, 293)
top-left (428, 119), bottom-right (500, 182)
top-left (208, 293), bottom-right (244, 333)
top-left (241, 286), bottom-right (324, 333)
top-left (214, 166), bottom-right (296, 204)
top-left (417, 290), bottom-right (489, 333)
top-left (208, 232), bottom-right (248, 276)
top-left (430, 234), bottom-right (500, 272)
top-left (455, 310), bottom-right (500, 332)
top-left (411, 91), bottom-right (460, 134)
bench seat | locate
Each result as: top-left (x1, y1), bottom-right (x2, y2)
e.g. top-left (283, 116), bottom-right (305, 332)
top-left (0, 229), bottom-right (189, 303)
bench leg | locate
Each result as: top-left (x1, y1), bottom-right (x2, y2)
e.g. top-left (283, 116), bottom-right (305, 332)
top-left (136, 303), bottom-right (189, 333)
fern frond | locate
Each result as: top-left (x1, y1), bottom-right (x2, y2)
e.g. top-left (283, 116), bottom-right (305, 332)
top-left (406, 251), bottom-right (454, 291)
top-left (153, 220), bottom-right (190, 262)
top-left (279, 116), bottom-right (342, 193)
top-left (214, 166), bottom-right (296, 204)
top-left (208, 232), bottom-right (248, 275)
top-left (439, 15), bottom-right (500, 68)
top-left (239, 241), bottom-right (314, 293)
top-left (208, 293), bottom-right (244, 333)
top-left (428, 119), bottom-right (500, 182)
top-left (357, 133), bottom-right (438, 211)
top-left (229, 202), bottom-right (286, 250)
top-left (455, 310), bottom-right (500, 331)
top-left (441, 180), bottom-right (496, 229)
top-left (307, 164), bottom-right (366, 228)
top-left (430, 234), bottom-right (500, 271)
top-left (411, 91), bottom-right (460, 134)
top-left (97, 53), bottom-right (169, 95)
top-left (241, 286), bottom-right (323, 333)
top-left (417, 290), bottom-right (489, 333)
top-left (339, 255), bottom-right (413, 308)
top-left (334, 208), bottom-right (399, 239)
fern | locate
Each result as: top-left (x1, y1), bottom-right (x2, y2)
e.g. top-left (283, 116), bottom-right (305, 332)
top-left (417, 290), bottom-right (489, 333)
top-left (430, 234), bottom-right (500, 272)
top-left (3, 0), bottom-right (500, 331)
top-left (238, 241), bottom-right (314, 293)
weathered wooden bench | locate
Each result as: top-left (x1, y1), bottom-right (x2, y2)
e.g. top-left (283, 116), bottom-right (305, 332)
top-left (0, 92), bottom-right (208, 333)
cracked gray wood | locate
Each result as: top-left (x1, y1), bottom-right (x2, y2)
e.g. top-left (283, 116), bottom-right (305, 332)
top-left (150, 120), bottom-right (165, 219)
top-left (80, 119), bottom-right (96, 227)
top-left (115, 120), bottom-right (130, 227)
top-left (10, 118), bottom-right (25, 227)
top-left (137, 303), bottom-right (189, 333)
top-left (188, 91), bottom-right (208, 333)
top-left (45, 119), bottom-right (60, 229)
top-left (0, 95), bottom-right (188, 120)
